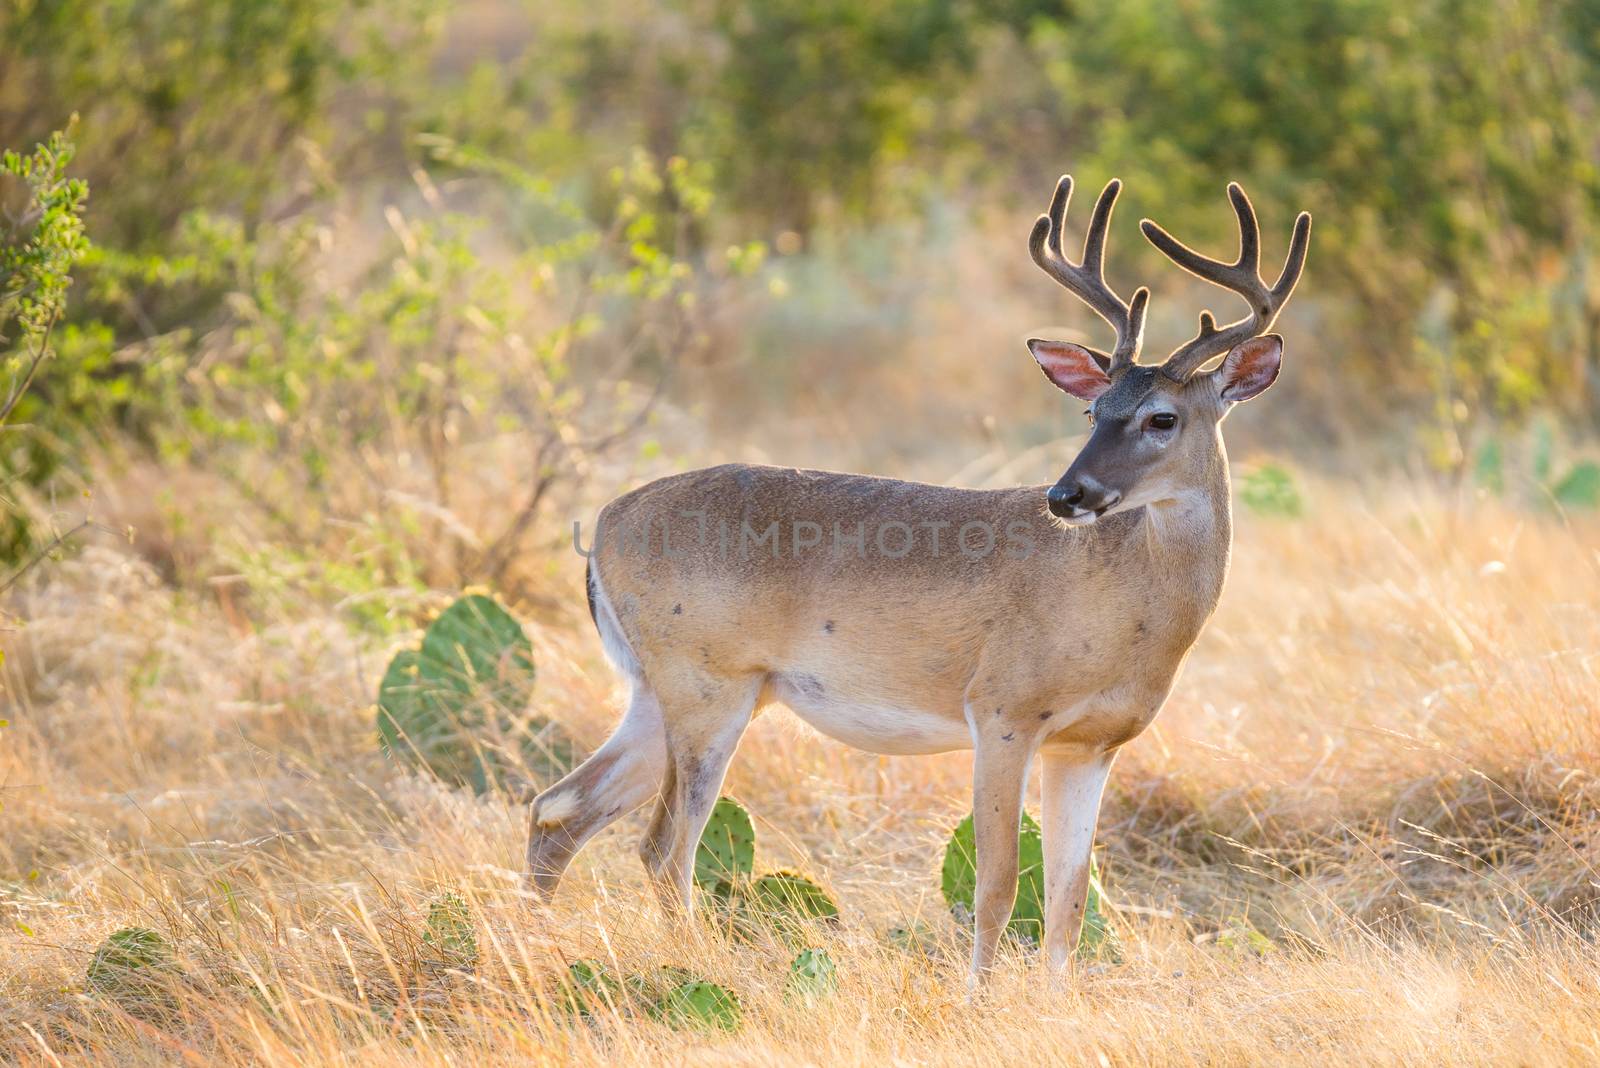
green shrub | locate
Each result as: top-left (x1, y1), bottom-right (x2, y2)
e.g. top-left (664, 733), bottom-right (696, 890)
top-left (1552, 460), bottom-right (1600, 509)
top-left (0, 125), bottom-right (89, 558)
top-left (1239, 463), bottom-right (1305, 519)
top-left (3, 0), bottom-right (427, 251)
top-left (1474, 437), bottom-right (1506, 494)
top-left (1469, 428), bottom-right (1599, 511)
top-left (1216, 918), bottom-right (1277, 959)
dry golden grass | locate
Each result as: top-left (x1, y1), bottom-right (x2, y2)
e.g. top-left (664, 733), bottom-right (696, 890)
top-left (3, 472), bottom-right (1599, 1066)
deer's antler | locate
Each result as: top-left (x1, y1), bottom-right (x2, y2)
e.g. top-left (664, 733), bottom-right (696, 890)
top-left (1140, 183), bottom-right (1311, 382)
top-left (1029, 176), bottom-right (1149, 374)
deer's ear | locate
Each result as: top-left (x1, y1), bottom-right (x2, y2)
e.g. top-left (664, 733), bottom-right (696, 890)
top-left (1027, 339), bottom-right (1112, 402)
top-left (1217, 334), bottom-right (1282, 403)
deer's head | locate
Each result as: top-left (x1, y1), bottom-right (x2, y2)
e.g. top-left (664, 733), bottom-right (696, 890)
top-left (1025, 177), bottom-right (1311, 525)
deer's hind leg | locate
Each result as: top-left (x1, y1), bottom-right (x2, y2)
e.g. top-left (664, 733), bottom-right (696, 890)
top-left (641, 669), bottom-right (761, 914)
top-left (524, 686), bottom-right (667, 898)
top-left (637, 760), bottom-right (675, 883)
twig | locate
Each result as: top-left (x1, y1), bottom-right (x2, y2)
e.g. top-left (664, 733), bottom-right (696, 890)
top-left (0, 304), bottom-right (62, 426)
top-left (0, 516), bottom-right (118, 597)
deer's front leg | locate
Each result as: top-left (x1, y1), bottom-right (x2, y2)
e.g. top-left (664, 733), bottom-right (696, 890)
top-left (968, 728), bottom-right (1037, 980)
top-left (1040, 746), bottom-right (1115, 974)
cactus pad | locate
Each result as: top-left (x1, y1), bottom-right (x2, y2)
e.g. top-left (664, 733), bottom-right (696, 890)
top-left (653, 979), bottom-right (742, 1032)
top-left (785, 948), bottom-right (838, 1000)
top-left (940, 811), bottom-right (1045, 940)
top-left (886, 919), bottom-right (942, 959)
top-left (559, 959), bottom-right (624, 1017)
top-left (419, 594), bottom-right (536, 701)
top-left (378, 593), bottom-right (559, 793)
top-left (86, 926), bottom-right (179, 1015)
top-left (421, 891), bottom-right (478, 969)
top-left (940, 811), bottom-right (1114, 956)
top-left (693, 797), bottom-right (755, 889)
top-left (747, 871), bottom-right (839, 923)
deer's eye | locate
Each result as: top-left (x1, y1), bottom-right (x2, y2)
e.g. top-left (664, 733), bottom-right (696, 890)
top-left (1146, 412), bottom-right (1177, 431)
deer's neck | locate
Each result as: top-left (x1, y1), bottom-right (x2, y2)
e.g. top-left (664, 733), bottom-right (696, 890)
top-left (1149, 462), bottom-right (1232, 609)
top-left (1061, 449), bottom-right (1233, 625)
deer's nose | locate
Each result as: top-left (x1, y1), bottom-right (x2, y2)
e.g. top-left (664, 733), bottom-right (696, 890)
top-left (1047, 483), bottom-right (1086, 517)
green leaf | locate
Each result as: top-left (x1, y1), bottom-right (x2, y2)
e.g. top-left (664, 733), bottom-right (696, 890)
top-left (1552, 461), bottom-right (1600, 509)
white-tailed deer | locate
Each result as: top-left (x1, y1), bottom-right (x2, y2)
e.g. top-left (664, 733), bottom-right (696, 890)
top-left (526, 174), bottom-right (1311, 980)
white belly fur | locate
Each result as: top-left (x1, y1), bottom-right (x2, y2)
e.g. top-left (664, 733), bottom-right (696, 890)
top-left (770, 671), bottom-right (971, 756)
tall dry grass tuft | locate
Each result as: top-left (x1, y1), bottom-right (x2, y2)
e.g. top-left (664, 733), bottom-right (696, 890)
top-left (2, 473), bottom-right (1598, 1065)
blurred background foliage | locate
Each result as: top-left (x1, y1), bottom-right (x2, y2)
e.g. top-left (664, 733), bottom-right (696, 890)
top-left (3, 0), bottom-right (1599, 593)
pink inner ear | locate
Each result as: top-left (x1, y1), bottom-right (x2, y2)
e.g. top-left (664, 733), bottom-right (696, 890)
top-left (1220, 335), bottom-right (1282, 402)
top-left (1028, 340), bottom-right (1111, 401)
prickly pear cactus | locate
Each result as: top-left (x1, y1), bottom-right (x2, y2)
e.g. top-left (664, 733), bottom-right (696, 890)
top-left (785, 948), bottom-right (837, 1001)
top-left (885, 919), bottom-right (942, 959)
top-left (941, 812), bottom-right (1116, 956)
top-left (422, 594), bottom-right (535, 699)
top-left (653, 979), bottom-right (742, 1032)
top-left (378, 594), bottom-right (561, 793)
top-left (747, 871), bottom-right (839, 924)
top-left (86, 926), bottom-right (180, 1015)
top-left (941, 811), bottom-right (1046, 940)
top-left (421, 891), bottom-right (478, 969)
top-left (376, 648), bottom-right (434, 764)
top-left (559, 959), bottom-right (624, 1017)
top-left (693, 797), bottom-right (755, 890)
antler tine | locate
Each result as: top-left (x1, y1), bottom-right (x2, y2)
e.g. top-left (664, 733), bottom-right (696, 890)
top-left (1081, 177), bottom-right (1119, 274)
top-left (1229, 182), bottom-right (1261, 278)
top-left (1028, 175), bottom-right (1147, 372)
top-left (1141, 183), bottom-right (1313, 381)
